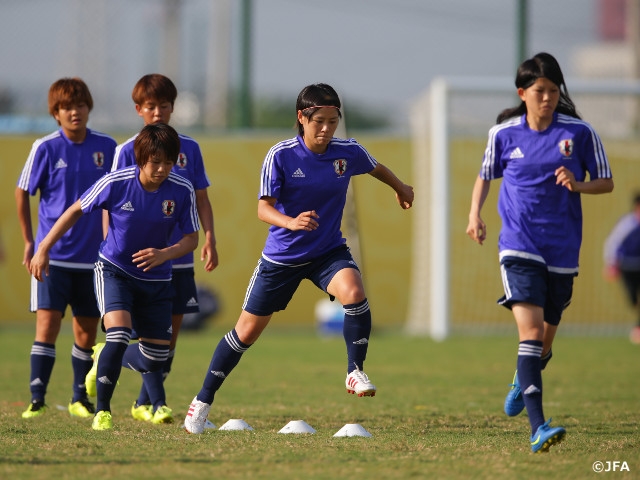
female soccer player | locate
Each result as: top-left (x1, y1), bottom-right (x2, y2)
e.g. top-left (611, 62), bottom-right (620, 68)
top-left (184, 83), bottom-right (414, 434)
top-left (466, 52), bottom-right (614, 453)
top-left (16, 78), bottom-right (116, 419)
top-left (30, 123), bottom-right (200, 431)
top-left (603, 192), bottom-right (640, 344)
top-left (112, 74), bottom-right (218, 425)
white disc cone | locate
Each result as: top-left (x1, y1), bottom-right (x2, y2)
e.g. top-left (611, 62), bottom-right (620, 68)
top-left (278, 420), bottom-right (316, 434)
top-left (218, 419), bottom-right (254, 431)
top-left (180, 419), bottom-right (216, 430)
top-left (333, 423), bottom-right (372, 437)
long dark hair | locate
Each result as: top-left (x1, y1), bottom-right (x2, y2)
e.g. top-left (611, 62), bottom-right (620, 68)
top-left (496, 52), bottom-right (580, 124)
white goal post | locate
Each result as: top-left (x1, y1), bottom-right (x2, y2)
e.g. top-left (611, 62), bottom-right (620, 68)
top-left (405, 76), bottom-right (640, 341)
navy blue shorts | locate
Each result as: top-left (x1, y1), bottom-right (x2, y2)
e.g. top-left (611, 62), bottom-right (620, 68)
top-left (243, 245), bottom-right (360, 316)
top-left (171, 268), bottom-right (199, 315)
top-left (31, 265), bottom-right (100, 318)
top-left (498, 257), bottom-right (576, 326)
top-left (94, 260), bottom-right (172, 341)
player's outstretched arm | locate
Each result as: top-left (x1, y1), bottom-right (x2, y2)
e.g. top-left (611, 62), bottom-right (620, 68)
top-left (367, 163), bottom-right (414, 210)
top-left (30, 200), bottom-right (84, 281)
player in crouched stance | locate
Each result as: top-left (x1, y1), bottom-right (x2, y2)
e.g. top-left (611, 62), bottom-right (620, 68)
top-left (184, 83), bottom-right (413, 434)
top-left (30, 124), bottom-right (199, 431)
top-left (467, 53), bottom-right (613, 452)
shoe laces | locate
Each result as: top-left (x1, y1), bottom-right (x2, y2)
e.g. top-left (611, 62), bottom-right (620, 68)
top-left (350, 365), bottom-right (370, 384)
top-left (189, 399), bottom-right (210, 420)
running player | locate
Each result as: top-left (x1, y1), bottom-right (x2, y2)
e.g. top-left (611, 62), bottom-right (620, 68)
top-left (111, 74), bottom-right (218, 425)
top-left (466, 52), bottom-right (614, 453)
top-left (29, 123), bottom-right (200, 431)
top-left (603, 192), bottom-right (640, 344)
top-left (16, 78), bottom-right (116, 419)
top-left (183, 83), bottom-right (414, 434)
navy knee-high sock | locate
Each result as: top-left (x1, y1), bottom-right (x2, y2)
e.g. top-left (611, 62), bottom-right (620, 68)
top-left (197, 329), bottom-right (251, 404)
top-left (29, 342), bottom-right (55, 402)
top-left (517, 340), bottom-right (545, 434)
top-left (122, 341), bottom-right (170, 410)
top-left (137, 348), bottom-right (175, 406)
top-left (96, 327), bottom-right (131, 413)
top-left (71, 343), bottom-right (93, 402)
top-left (343, 299), bottom-right (372, 373)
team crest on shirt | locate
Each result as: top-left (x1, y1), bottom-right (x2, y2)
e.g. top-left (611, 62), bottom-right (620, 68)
top-left (177, 152), bottom-right (187, 168)
top-left (333, 159), bottom-right (347, 176)
top-left (558, 139), bottom-right (573, 157)
top-left (93, 152), bottom-right (105, 167)
top-left (162, 200), bottom-right (176, 216)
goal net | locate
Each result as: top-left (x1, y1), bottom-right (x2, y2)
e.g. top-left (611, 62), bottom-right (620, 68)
top-left (406, 76), bottom-right (640, 340)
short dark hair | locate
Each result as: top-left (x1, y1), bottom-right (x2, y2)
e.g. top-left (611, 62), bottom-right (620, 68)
top-left (131, 74), bottom-right (178, 106)
top-left (48, 77), bottom-right (94, 117)
top-left (133, 123), bottom-right (180, 168)
top-left (295, 83), bottom-right (342, 136)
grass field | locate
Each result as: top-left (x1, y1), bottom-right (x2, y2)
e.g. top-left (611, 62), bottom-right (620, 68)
top-left (0, 323), bottom-right (638, 479)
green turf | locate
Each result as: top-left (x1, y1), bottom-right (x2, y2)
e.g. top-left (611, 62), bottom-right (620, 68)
top-left (0, 324), bottom-right (638, 479)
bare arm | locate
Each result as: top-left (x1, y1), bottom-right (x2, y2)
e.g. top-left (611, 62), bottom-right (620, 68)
top-left (15, 187), bottom-right (34, 273)
top-left (132, 231), bottom-right (199, 272)
top-left (257, 197), bottom-right (319, 231)
top-left (555, 167), bottom-right (614, 194)
top-left (102, 209), bottom-right (109, 240)
top-left (466, 175), bottom-right (491, 245)
top-left (195, 188), bottom-right (218, 272)
top-left (368, 163), bottom-right (414, 209)
top-left (30, 199), bottom-right (84, 281)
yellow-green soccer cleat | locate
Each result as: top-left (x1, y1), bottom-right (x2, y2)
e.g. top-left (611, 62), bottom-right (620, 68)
top-left (22, 400), bottom-right (47, 419)
top-left (504, 369), bottom-right (525, 416)
top-left (131, 401), bottom-right (153, 422)
top-left (68, 398), bottom-right (95, 418)
top-left (92, 410), bottom-right (113, 431)
top-left (85, 342), bottom-right (105, 398)
top-left (530, 419), bottom-right (566, 453)
top-left (151, 405), bottom-right (174, 424)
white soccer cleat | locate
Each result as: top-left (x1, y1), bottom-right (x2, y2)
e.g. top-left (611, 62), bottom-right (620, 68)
top-left (184, 396), bottom-right (211, 434)
top-left (345, 366), bottom-right (376, 397)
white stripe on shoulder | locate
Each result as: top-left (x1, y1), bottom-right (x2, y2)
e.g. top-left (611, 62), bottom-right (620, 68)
top-left (261, 137), bottom-right (300, 197)
top-left (17, 131), bottom-right (62, 189)
top-left (481, 118), bottom-right (520, 180)
top-left (556, 114), bottom-right (611, 179)
top-left (112, 135), bottom-right (137, 172)
top-left (81, 166), bottom-right (136, 208)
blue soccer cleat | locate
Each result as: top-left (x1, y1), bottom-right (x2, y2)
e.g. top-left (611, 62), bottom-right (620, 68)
top-left (504, 369), bottom-right (525, 416)
top-left (530, 419), bottom-right (566, 453)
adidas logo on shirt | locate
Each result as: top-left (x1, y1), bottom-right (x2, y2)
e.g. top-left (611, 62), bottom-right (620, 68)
top-left (292, 168), bottom-right (305, 178)
top-left (186, 297), bottom-right (199, 307)
top-left (509, 147), bottom-right (524, 159)
top-left (54, 158), bottom-right (68, 169)
top-left (120, 201), bottom-right (134, 211)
